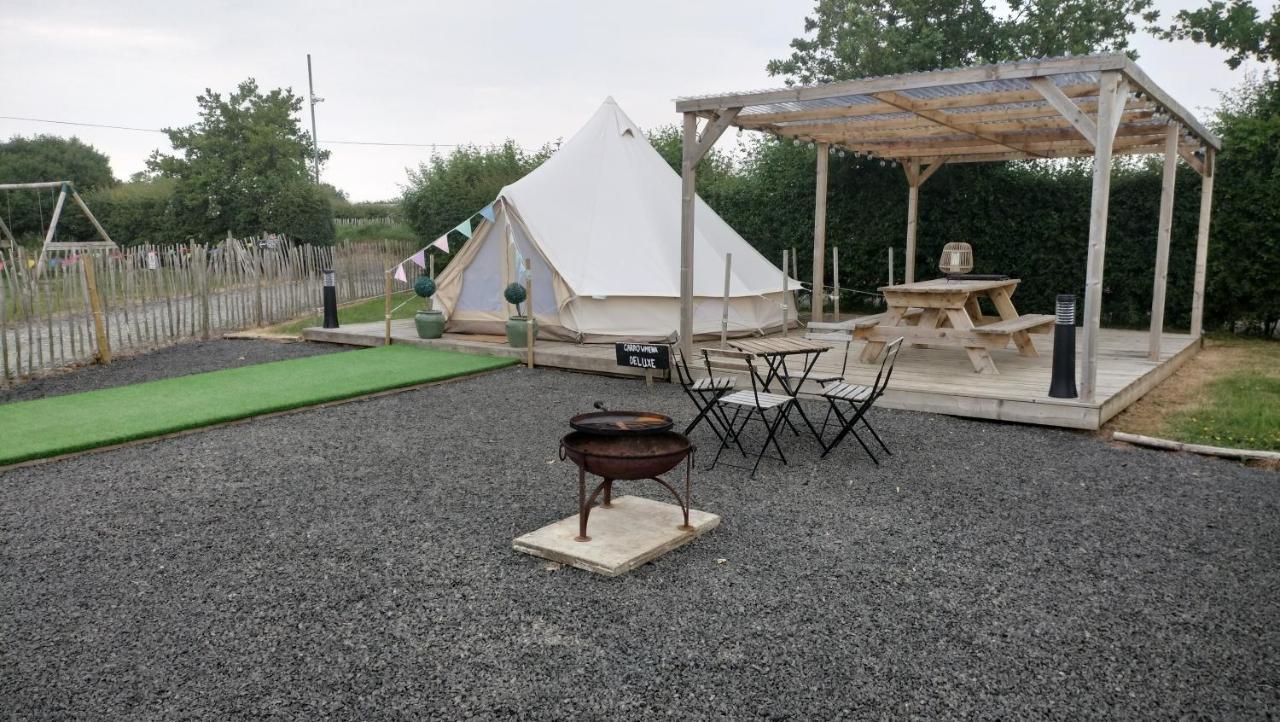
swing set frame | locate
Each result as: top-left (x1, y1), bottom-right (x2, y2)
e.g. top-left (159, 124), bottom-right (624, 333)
top-left (0, 180), bottom-right (119, 363)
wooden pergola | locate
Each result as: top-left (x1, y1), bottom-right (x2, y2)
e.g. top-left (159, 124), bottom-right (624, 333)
top-left (675, 53), bottom-right (1220, 402)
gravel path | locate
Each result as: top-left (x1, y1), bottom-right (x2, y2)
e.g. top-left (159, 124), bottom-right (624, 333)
top-left (0, 338), bottom-right (347, 403)
top-left (2, 361), bottom-right (1277, 718)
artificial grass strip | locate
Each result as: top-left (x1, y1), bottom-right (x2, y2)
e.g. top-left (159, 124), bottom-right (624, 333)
top-left (0, 345), bottom-right (517, 466)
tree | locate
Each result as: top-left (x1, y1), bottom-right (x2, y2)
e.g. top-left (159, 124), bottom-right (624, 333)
top-left (147, 79), bottom-right (334, 244)
top-left (0, 135), bottom-right (116, 241)
top-left (1156, 0), bottom-right (1278, 69)
top-left (400, 142), bottom-right (551, 246)
top-left (646, 125), bottom-right (737, 195)
top-left (767, 0), bottom-right (1157, 83)
top-left (1155, 0), bottom-right (1280, 334)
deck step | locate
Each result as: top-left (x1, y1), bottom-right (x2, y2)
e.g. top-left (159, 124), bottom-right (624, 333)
top-left (973, 314), bottom-right (1055, 334)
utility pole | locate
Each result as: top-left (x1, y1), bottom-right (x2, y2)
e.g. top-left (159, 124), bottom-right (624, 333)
top-left (307, 53), bottom-right (323, 184)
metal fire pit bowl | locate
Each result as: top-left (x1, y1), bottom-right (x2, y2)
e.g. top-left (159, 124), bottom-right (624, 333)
top-left (568, 410), bottom-right (674, 436)
top-left (559, 431), bottom-right (696, 543)
top-left (560, 431), bottom-right (690, 478)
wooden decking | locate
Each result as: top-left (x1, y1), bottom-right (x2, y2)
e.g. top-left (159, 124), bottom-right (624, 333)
top-left (303, 320), bottom-right (1199, 430)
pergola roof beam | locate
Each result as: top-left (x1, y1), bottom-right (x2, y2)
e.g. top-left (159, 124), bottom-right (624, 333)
top-left (1029, 77), bottom-right (1098, 146)
top-left (768, 101), bottom-right (1151, 132)
top-left (735, 82), bottom-right (1103, 126)
top-left (1121, 58), bottom-right (1221, 150)
top-left (779, 108), bottom-right (1156, 143)
top-left (870, 90), bottom-right (1050, 158)
top-left (675, 54), bottom-right (1129, 113)
top-left (851, 129), bottom-right (1168, 158)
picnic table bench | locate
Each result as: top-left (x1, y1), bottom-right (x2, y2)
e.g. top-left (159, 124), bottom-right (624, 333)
top-left (853, 277), bottom-right (1051, 375)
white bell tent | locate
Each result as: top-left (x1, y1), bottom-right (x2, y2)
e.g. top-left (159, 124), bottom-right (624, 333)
top-left (433, 98), bottom-right (798, 343)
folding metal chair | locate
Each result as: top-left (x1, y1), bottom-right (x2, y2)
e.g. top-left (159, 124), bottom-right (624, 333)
top-left (672, 347), bottom-right (741, 452)
top-left (703, 348), bottom-right (795, 478)
top-left (818, 338), bottom-right (903, 465)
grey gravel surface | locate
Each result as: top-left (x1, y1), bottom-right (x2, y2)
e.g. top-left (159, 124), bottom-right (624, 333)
top-left (2, 362), bottom-right (1277, 719)
top-left (0, 339), bottom-right (347, 403)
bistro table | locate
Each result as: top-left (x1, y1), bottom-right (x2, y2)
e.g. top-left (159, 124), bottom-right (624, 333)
top-left (727, 337), bottom-right (831, 443)
top-left (856, 277), bottom-right (1054, 375)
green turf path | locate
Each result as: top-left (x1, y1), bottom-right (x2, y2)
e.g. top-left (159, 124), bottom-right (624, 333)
top-left (0, 345), bottom-right (517, 466)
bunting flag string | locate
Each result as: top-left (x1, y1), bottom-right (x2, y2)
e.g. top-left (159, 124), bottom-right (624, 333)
top-left (393, 263), bottom-right (407, 283)
top-left (386, 201), bottom-right (492, 272)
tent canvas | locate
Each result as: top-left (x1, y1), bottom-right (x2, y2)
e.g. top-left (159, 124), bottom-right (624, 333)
top-left (433, 98), bottom-right (798, 343)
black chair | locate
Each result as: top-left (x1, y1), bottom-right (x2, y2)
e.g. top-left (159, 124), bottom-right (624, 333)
top-left (818, 338), bottom-right (903, 465)
top-left (673, 346), bottom-right (740, 451)
top-left (703, 348), bottom-right (794, 478)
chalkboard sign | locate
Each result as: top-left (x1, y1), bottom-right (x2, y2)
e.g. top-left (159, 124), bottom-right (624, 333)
top-left (614, 342), bottom-right (670, 371)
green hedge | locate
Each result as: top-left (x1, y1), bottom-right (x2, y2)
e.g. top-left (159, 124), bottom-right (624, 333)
top-left (709, 151), bottom-right (1206, 330)
top-left (50, 178), bottom-right (334, 247)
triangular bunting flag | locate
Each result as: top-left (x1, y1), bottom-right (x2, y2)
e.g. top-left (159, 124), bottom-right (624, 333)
top-left (408, 249), bottom-right (426, 269)
top-left (393, 263), bottom-right (407, 283)
top-left (430, 235), bottom-right (450, 253)
top-left (479, 204), bottom-right (495, 223)
top-left (454, 219), bottom-right (473, 239)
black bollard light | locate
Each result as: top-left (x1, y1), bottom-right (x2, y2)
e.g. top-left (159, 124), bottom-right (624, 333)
top-left (1048, 294), bottom-right (1078, 398)
top-left (322, 269), bottom-right (339, 329)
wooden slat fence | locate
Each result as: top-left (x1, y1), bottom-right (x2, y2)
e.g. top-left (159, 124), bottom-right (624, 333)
top-left (334, 216), bottom-right (396, 227)
top-left (0, 237), bottom-right (414, 384)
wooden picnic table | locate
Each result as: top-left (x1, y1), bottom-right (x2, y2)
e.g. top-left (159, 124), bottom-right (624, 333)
top-left (856, 277), bottom-right (1054, 375)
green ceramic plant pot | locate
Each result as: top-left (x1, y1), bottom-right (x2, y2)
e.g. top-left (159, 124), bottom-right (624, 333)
top-left (505, 316), bottom-right (538, 348)
top-left (414, 309), bottom-right (445, 339)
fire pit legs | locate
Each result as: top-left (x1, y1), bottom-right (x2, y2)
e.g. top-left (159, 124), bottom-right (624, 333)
top-left (562, 429), bottom-right (697, 543)
top-left (576, 474), bottom-right (613, 543)
top-left (647, 453), bottom-right (695, 531)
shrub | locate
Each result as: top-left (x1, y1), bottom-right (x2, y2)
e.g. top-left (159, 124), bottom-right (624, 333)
top-left (503, 282), bottom-right (527, 316)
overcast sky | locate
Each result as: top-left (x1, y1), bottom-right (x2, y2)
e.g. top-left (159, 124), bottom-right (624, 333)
top-left (1, 0), bottom-right (1273, 201)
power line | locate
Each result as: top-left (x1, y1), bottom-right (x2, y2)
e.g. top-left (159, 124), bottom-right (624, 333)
top-left (0, 115), bottom-right (160, 133)
top-left (0, 115), bottom-right (481, 149)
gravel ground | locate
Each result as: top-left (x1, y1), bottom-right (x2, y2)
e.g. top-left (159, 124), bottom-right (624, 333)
top-left (1, 358), bottom-right (1277, 719)
top-left (0, 339), bottom-right (348, 403)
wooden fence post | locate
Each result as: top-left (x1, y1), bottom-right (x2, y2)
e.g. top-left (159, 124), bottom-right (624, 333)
top-left (384, 270), bottom-right (393, 346)
top-left (781, 249), bottom-right (789, 337)
top-left (82, 253), bottom-right (111, 363)
top-left (524, 258), bottom-right (533, 369)
top-left (832, 246), bottom-right (840, 321)
top-left (199, 244), bottom-right (211, 340)
top-left (720, 252), bottom-right (732, 347)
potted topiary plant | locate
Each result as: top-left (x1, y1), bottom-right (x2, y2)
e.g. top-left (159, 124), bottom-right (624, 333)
top-left (504, 282), bottom-right (537, 348)
top-left (413, 275), bottom-right (444, 339)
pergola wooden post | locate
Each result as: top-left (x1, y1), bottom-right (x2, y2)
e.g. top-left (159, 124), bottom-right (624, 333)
top-left (812, 143), bottom-right (829, 321)
top-left (905, 160), bottom-right (920, 284)
top-left (1189, 148), bottom-right (1215, 338)
top-left (1148, 124), bottom-right (1180, 360)
top-left (901, 157), bottom-right (947, 284)
top-left (1081, 71), bottom-right (1128, 401)
top-left (679, 108), bottom-right (740, 356)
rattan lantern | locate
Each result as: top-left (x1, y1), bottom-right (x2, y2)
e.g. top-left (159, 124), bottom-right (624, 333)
top-left (939, 242), bottom-right (974, 275)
